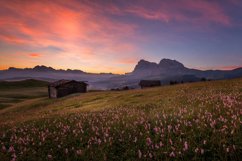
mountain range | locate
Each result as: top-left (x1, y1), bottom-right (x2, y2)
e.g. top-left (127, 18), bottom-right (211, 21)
top-left (132, 59), bottom-right (242, 79)
top-left (1, 58), bottom-right (241, 89)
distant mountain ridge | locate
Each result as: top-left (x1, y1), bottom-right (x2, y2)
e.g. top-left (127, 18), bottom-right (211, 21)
top-left (131, 58), bottom-right (242, 79)
top-left (133, 59), bottom-right (185, 71)
top-left (106, 58), bottom-right (242, 89)
top-left (0, 65), bottom-right (117, 89)
top-left (8, 65), bottom-right (85, 73)
top-left (0, 59), bottom-right (242, 89)
top-left (132, 59), bottom-right (188, 77)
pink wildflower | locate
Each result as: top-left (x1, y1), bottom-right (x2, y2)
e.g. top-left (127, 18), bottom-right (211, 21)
top-left (134, 137), bottom-right (137, 143)
top-left (138, 150), bottom-right (142, 158)
top-left (226, 147), bottom-right (229, 153)
top-left (195, 148), bottom-right (199, 153)
top-left (153, 127), bottom-right (159, 134)
top-left (98, 138), bottom-right (102, 145)
top-left (65, 148), bottom-right (68, 154)
top-left (146, 137), bottom-right (152, 146)
top-left (47, 154), bottom-right (52, 160)
top-left (170, 151), bottom-right (175, 157)
top-left (169, 139), bottom-right (173, 145)
top-left (2, 145), bottom-right (6, 152)
top-left (149, 152), bottom-right (153, 158)
top-left (203, 140), bottom-right (207, 145)
top-left (201, 148), bottom-right (204, 154)
top-left (159, 141), bottom-right (163, 147)
top-left (8, 146), bottom-right (15, 153)
top-left (184, 141), bottom-right (188, 151)
top-left (76, 149), bottom-right (82, 155)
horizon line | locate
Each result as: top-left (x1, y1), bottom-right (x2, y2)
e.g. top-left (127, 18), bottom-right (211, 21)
top-left (1, 63), bottom-right (241, 75)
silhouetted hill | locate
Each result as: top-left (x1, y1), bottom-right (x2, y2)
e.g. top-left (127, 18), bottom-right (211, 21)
top-left (0, 79), bottom-right (49, 89)
top-left (8, 65), bottom-right (85, 73)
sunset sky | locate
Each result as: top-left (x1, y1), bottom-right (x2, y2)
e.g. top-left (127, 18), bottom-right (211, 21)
top-left (0, 0), bottom-right (242, 74)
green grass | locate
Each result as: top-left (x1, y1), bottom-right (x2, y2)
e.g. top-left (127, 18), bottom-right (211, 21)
top-left (0, 78), bottom-right (241, 160)
top-left (0, 79), bottom-right (48, 109)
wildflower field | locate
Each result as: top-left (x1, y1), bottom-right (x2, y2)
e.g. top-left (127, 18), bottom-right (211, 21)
top-left (0, 79), bottom-right (241, 160)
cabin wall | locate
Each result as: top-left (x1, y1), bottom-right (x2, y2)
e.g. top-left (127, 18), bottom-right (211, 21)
top-left (56, 83), bottom-right (87, 98)
top-left (49, 87), bottom-right (57, 98)
top-left (75, 84), bottom-right (87, 93)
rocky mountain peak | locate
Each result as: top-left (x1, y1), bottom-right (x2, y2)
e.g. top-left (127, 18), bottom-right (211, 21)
top-left (133, 59), bottom-right (158, 72)
top-left (159, 59), bottom-right (185, 68)
top-left (33, 65), bottom-right (55, 72)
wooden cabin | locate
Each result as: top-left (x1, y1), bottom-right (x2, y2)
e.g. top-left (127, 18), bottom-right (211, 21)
top-left (139, 80), bottom-right (161, 89)
top-left (48, 80), bottom-right (88, 98)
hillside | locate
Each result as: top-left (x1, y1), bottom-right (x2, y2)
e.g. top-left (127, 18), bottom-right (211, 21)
top-left (0, 79), bottom-right (49, 89)
top-left (0, 79), bottom-right (48, 110)
top-left (0, 79), bottom-right (241, 160)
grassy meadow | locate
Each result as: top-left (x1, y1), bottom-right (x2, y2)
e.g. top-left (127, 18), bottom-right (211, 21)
top-left (0, 79), bottom-right (48, 110)
top-left (0, 79), bottom-right (241, 160)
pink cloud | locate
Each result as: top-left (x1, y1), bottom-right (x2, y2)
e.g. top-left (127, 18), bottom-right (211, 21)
top-left (0, 0), bottom-right (138, 48)
top-left (125, 6), bottom-right (170, 22)
top-left (118, 58), bottom-right (138, 65)
top-left (196, 65), bottom-right (241, 71)
top-left (0, 34), bottom-right (27, 44)
top-left (219, 65), bottom-right (242, 70)
top-left (112, 0), bottom-right (231, 26)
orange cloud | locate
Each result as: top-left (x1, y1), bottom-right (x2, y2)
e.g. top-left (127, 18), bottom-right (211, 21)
top-left (29, 53), bottom-right (41, 57)
top-left (0, 0), bottom-right (141, 73)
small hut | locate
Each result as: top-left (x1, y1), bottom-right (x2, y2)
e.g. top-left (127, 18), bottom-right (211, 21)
top-left (139, 80), bottom-right (161, 89)
top-left (48, 80), bottom-right (88, 98)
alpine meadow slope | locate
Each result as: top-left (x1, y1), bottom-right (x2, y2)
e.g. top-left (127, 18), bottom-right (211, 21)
top-left (0, 78), bottom-right (241, 160)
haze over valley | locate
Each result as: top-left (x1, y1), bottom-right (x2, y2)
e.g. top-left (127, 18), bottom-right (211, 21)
top-left (1, 58), bottom-right (241, 89)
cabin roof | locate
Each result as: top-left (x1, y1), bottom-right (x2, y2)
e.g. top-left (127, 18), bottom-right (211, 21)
top-left (49, 80), bottom-right (88, 88)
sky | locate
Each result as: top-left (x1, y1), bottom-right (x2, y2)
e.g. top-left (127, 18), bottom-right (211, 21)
top-left (0, 0), bottom-right (242, 74)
